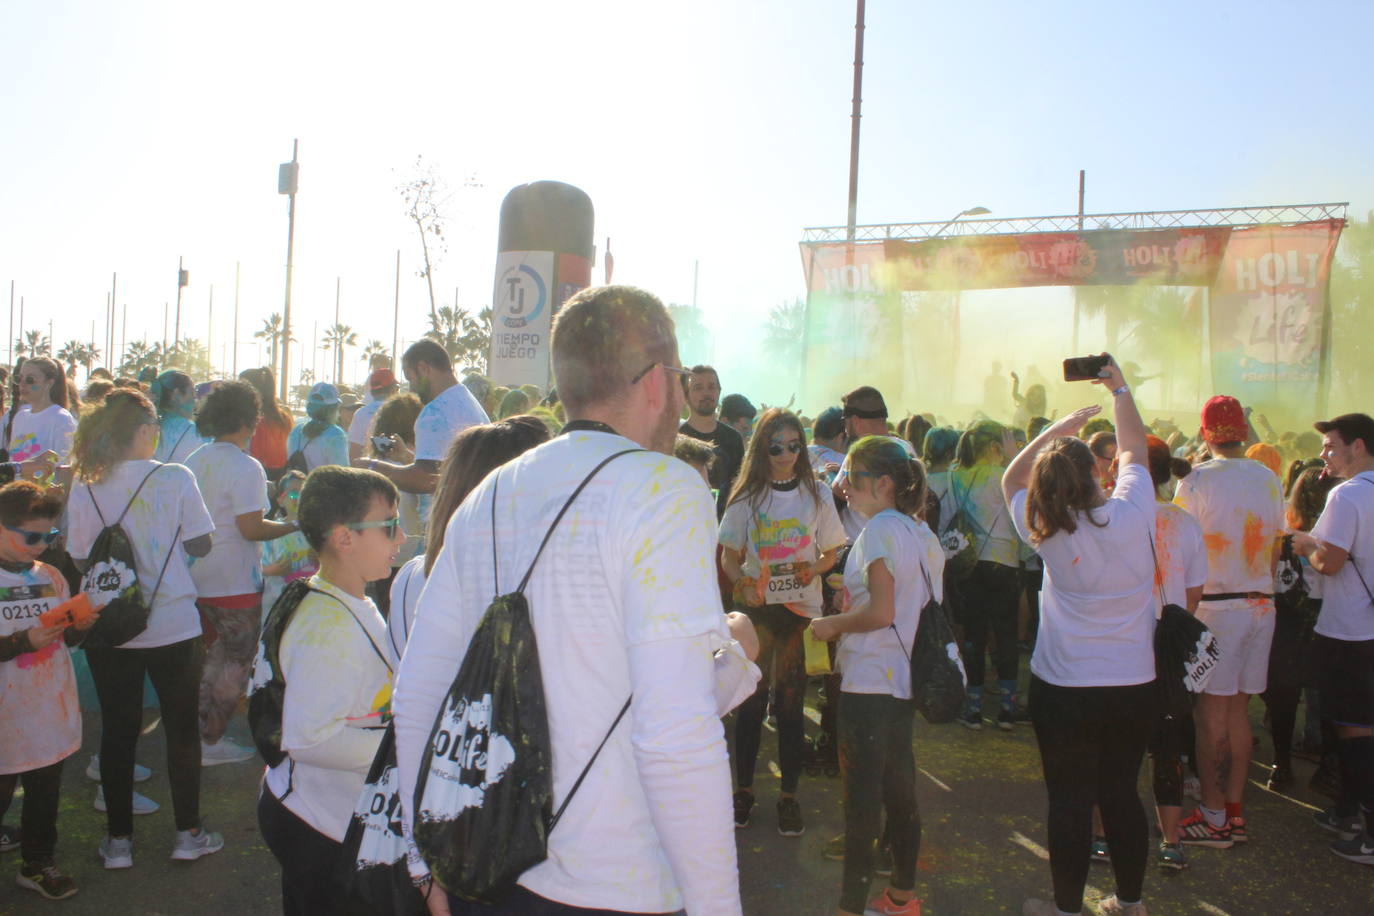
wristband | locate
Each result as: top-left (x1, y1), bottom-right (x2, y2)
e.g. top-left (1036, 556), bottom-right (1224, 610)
top-left (1112, 385), bottom-right (1130, 397)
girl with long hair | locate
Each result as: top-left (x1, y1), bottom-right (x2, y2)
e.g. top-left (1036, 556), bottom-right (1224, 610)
top-left (1002, 355), bottom-right (1154, 916)
top-left (810, 436), bottom-right (943, 916)
top-left (6, 357), bottom-right (76, 465)
top-left (951, 419), bottom-right (1024, 729)
top-left (149, 370), bottom-right (201, 465)
top-left (286, 383), bottom-right (349, 472)
top-left (720, 407), bottom-right (845, 838)
top-left (239, 367), bottom-right (293, 477)
top-left (64, 390), bottom-right (222, 869)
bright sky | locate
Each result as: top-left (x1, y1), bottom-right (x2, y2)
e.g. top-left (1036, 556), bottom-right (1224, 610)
top-left (2, 0), bottom-right (1371, 389)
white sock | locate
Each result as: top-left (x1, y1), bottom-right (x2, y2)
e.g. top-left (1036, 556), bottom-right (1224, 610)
top-left (1200, 804), bottom-right (1226, 828)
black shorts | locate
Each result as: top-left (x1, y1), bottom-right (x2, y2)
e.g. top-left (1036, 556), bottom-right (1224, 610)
top-left (1313, 634), bottom-right (1374, 727)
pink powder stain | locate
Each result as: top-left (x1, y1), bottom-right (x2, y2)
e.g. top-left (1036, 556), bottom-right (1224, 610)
top-left (1072, 556), bottom-right (1080, 566)
top-left (16, 641), bottom-right (59, 670)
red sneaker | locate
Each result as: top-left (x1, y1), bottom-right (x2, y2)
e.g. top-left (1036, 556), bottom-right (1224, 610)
top-left (1178, 808), bottom-right (1234, 848)
top-left (865, 888), bottom-right (922, 915)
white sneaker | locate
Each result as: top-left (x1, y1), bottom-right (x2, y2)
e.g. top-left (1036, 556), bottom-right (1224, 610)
top-left (94, 786), bottom-right (160, 815)
top-left (99, 835), bottom-right (133, 870)
top-left (170, 827), bottom-right (224, 861)
top-left (86, 755), bottom-right (152, 783)
top-left (200, 739), bottom-right (255, 766)
top-left (1099, 897), bottom-right (1149, 915)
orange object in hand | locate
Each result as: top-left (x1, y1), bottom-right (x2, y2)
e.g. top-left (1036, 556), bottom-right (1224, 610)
top-left (39, 593), bottom-right (95, 629)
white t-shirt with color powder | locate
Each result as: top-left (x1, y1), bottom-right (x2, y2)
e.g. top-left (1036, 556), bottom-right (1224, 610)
top-left (347, 399), bottom-right (384, 448)
top-left (66, 460), bottom-right (215, 650)
top-left (835, 510), bottom-right (943, 699)
top-left (1152, 501), bottom-right (1208, 612)
top-left (286, 422), bottom-right (350, 472)
top-left (0, 562), bottom-right (77, 774)
top-left (393, 431), bottom-right (742, 915)
top-left (1173, 457), bottom-right (1284, 605)
top-left (719, 483), bottom-right (847, 617)
top-left (1012, 462), bottom-right (1157, 688)
top-left (412, 382), bottom-right (490, 526)
top-left (7, 404), bottom-right (77, 463)
top-left (155, 415), bottom-right (205, 465)
top-left (185, 442), bottom-right (270, 598)
top-left (1311, 472), bottom-right (1374, 641)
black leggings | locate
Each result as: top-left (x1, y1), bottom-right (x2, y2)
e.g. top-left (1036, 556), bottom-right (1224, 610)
top-left (837, 693), bottom-right (920, 913)
top-left (735, 604), bottom-right (808, 794)
top-left (0, 759), bottom-right (64, 863)
top-left (86, 637), bottom-right (205, 836)
top-left (1030, 676), bottom-right (1156, 913)
top-left (961, 561), bottom-right (1021, 688)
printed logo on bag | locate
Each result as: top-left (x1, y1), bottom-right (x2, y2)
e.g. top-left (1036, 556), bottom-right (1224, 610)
top-left (356, 763), bottom-right (406, 868)
top-left (938, 528), bottom-right (969, 559)
top-left (1185, 632), bottom-right (1222, 690)
top-left (85, 558), bottom-right (135, 608)
top-left (426, 693), bottom-right (517, 813)
top-left (248, 642), bottom-right (272, 694)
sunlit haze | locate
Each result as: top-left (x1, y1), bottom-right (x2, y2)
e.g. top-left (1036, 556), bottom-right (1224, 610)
top-left (3, 0), bottom-right (1371, 422)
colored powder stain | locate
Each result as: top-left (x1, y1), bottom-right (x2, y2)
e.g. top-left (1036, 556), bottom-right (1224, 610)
top-left (17, 641), bottom-right (59, 669)
top-left (1072, 556), bottom-right (1080, 566)
top-left (1204, 531), bottom-right (1232, 561)
top-left (1241, 511), bottom-right (1266, 571)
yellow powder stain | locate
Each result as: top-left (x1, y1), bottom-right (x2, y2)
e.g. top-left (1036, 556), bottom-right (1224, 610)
top-left (1204, 531), bottom-right (1232, 561)
top-left (1241, 512), bottom-right (1266, 572)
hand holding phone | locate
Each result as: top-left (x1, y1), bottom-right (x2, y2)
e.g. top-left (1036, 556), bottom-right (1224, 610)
top-left (1062, 355), bottom-right (1110, 382)
top-left (371, 435), bottom-right (395, 455)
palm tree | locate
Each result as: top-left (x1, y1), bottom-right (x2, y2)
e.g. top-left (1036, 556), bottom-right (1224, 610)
top-left (254, 313), bottom-right (286, 377)
top-left (119, 341), bottom-right (162, 378)
top-left (14, 329), bottom-right (50, 360)
top-left (424, 305), bottom-right (491, 371)
top-left (321, 323), bottom-right (358, 385)
top-left (56, 341), bottom-right (98, 378)
top-left (360, 339), bottom-right (389, 369)
top-left (168, 337), bottom-right (213, 379)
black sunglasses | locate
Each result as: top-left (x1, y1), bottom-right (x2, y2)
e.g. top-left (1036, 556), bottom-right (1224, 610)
top-left (768, 442), bottom-right (803, 457)
top-left (4, 523), bottom-right (61, 546)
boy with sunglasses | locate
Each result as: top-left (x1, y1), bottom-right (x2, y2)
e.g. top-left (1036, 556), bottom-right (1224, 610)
top-left (255, 465), bottom-right (405, 915)
top-left (0, 481), bottom-right (100, 900)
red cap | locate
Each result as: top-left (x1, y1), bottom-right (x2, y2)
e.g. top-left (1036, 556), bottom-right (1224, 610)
top-left (368, 368), bottom-right (398, 391)
top-left (1201, 395), bottom-right (1246, 445)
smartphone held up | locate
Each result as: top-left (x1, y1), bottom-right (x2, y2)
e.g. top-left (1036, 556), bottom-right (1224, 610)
top-left (1063, 355), bottom-right (1110, 382)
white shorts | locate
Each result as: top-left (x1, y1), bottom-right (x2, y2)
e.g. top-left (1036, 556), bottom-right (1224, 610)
top-left (1195, 600), bottom-right (1276, 696)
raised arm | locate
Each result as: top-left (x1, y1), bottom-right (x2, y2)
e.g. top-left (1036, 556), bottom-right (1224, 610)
top-left (1093, 355), bottom-right (1146, 469)
top-left (1002, 404), bottom-right (1103, 505)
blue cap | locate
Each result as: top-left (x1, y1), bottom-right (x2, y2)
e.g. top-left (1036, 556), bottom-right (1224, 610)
top-left (308, 382), bottom-right (340, 406)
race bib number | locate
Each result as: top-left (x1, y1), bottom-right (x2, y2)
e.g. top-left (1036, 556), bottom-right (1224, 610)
top-left (763, 561), bottom-right (809, 606)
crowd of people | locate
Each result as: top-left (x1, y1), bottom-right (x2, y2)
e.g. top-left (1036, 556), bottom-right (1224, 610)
top-left (0, 288), bottom-right (1371, 916)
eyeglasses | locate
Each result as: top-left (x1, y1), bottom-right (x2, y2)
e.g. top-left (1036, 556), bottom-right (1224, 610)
top-left (4, 523), bottom-right (61, 546)
top-left (346, 517), bottom-right (403, 538)
top-left (629, 362), bottom-right (693, 385)
top-left (768, 442), bottom-right (804, 457)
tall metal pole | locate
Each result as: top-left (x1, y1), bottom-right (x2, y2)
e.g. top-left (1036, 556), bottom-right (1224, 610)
top-left (120, 300), bottom-right (127, 370)
top-left (207, 285), bottom-right (215, 374)
top-left (232, 261), bottom-right (240, 376)
top-left (391, 249), bottom-right (400, 369)
top-left (1077, 169), bottom-right (1086, 230)
top-left (845, 0), bottom-right (866, 241)
top-left (109, 272), bottom-right (117, 366)
top-left (162, 303), bottom-right (168, 360)
top-left (280, 139), bottom-right (300, 400)
top-left (174, 256), bottom-right (184, 361)
top-left (16, 298), bottom-right (22, 360)
top-left (7, 280), bottom-right (13, 367)
top-left (1072, 170), bottom-right (1086, 353)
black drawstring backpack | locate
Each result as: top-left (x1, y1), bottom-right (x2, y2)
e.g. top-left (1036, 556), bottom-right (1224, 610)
top-left (412, 450), bottom-right (639, 904)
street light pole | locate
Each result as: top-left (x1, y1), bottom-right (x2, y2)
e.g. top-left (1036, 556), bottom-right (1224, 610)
top-left (279, 139), bottom-right (300, 401)
top-left (845, 0), bottom-right (865, 242)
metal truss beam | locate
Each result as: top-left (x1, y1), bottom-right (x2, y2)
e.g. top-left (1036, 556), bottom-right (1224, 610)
top-left (801, 202), bottom-right (1349, 244)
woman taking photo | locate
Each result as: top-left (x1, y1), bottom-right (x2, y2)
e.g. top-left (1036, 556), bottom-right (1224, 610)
top-left (150, 371), bottom-right (202, 465)
top-left (720, 407), bottom-right (845, 839)
top-left (5, 357), bottom-right (77, 465)
top-left (809, 435), bottom-right (943, 916)
top-left (1002, 355), bottom-right (1154, 916)
top-left (65, 390), bottom-right (221, 870)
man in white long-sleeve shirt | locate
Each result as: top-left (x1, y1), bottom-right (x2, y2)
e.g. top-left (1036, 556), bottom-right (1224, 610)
top-left (394, 285), bottom-right (744, 915)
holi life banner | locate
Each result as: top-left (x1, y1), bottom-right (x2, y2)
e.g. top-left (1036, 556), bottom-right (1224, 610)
top-left (1207, 219), bottom-right (1343, 415)
top-left (801, 226), bottom-right (1233, 295)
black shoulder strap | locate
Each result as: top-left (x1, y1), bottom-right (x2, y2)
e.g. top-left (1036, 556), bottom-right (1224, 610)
top-left (305, 587), bottom-right (393, 675)
top-left (548, 696), bottom-right (632, 833)
top-left (505, 448), bottom-right (644, 595)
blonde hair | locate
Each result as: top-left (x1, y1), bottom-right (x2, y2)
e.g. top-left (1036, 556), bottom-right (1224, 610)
top-left (72, 390), bottom-right (156, 483)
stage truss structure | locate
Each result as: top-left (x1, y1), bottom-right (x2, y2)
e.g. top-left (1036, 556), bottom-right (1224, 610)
top-left (800, 202), bottom-right (1349, 244)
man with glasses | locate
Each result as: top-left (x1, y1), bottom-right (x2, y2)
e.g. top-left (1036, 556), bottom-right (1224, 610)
top-left (679, 365), bottom-right (744, 517)
top-left (396, 285), bottom-right (748, 915)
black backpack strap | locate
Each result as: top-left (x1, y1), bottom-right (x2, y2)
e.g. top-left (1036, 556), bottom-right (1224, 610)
top-left (308, 587), bottom-right (393, 675)
top-left (547, 695), bottom-right (632, 833)
top-left (143, 524), bottom-right (183, 613)
top-left (512, 449), bottom-right (644, 595)
top-left (490, 473), bottom-right (500, 596)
